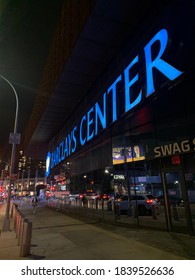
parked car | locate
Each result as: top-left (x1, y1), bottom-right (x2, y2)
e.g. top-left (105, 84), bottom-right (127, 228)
top-left (115, 193), bottom-right (160, 215)
top-left (158, 195), bottom-right (184, 207)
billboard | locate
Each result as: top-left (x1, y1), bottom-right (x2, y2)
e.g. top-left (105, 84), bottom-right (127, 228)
top-left (112, 145), bottom-right (145, 165)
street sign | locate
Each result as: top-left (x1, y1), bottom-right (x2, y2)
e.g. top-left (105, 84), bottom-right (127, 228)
top-left (9, 133), bottom-right (21, 144)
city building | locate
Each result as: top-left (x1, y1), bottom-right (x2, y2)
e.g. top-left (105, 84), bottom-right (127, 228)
top-left (17, 151), bottom-right (46, 195)
top-left (0, 152), bottom-right (46, 197)
top-left (21, 1), bottom-right (195, 234)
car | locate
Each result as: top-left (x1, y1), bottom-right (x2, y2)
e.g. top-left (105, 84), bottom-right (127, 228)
top-left (158, 195), bottom-right (184, 207)
top-left (0, 192), bottom-right (7, 199)
top-left (97, 193), bottom-right (111, 200)
top-left (115, 193), bottom-right (160, 215)
top-left (84, 191), bottom-right (99, 200)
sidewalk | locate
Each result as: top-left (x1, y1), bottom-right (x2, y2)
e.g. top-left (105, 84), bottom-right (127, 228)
top-left (0, 199), bottom-right (195, 260)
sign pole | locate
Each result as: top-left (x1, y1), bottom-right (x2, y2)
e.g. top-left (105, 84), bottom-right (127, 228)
top-left (0, 75), bottom-right (19, 232)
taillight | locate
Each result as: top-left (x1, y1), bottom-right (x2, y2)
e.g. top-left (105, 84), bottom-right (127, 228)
top-left (146, 199), bottom-right (154, 204)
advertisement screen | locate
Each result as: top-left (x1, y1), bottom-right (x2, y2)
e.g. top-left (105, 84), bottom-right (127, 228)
top-left (112, 145), bottom-right (145, 165)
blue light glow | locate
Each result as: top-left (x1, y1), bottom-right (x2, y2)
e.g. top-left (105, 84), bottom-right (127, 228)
top-left (95, 92), bottom-right (107, 135)
top-left (72, 126), bottom-right (77, 153)
top-left (45, 152), bottom-right (51, 177)
top-left (87, 106), bottom-right (94, 141)
top-left (79, 115), bottom-right (86, 145)
top-left (124, 55), bottom-right (142, 113)
top-left (107, 75), bottom-right (122, 122)
top-left (144, 29), bottom-right (183, 96)
top-left (46, 28), bottom-right (184, 176)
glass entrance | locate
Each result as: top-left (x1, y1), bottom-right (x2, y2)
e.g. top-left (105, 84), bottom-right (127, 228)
top-left (161, 168), bottom-right (194, 234)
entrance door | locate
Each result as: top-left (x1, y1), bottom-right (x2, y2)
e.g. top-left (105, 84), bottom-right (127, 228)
top-left (161, 168), bottom-right (194, 235)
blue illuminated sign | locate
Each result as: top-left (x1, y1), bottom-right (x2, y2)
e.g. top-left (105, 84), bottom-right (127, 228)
top-left (46, 28), bottom-right (183, 176)
top-left (144, 29), bottom-right (183, 96)
top-left (45, 152), bottom-right (51, 177)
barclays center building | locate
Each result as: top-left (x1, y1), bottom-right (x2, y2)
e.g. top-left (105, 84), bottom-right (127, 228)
top-left (43, 1), bottom-right (195, 235)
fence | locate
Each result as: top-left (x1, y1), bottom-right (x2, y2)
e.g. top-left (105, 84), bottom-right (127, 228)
top-left (47, 197), bottom-right (160, 225)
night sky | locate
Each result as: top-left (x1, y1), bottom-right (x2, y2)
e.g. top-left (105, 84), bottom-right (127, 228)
top-left (0, 0), bottom-right (64, 161)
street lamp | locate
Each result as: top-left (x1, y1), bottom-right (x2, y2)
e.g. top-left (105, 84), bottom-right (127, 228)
top-left (0, 74), bottom-right (19, 232)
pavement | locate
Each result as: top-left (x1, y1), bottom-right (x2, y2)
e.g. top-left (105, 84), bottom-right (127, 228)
top-left (0, 198), bottom-right (195, 260)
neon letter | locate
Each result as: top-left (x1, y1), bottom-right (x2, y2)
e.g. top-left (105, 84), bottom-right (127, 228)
top-left (124, 55), bottom-right (142, 113)
top-left (72, 126), bottom-right (77, 153)
top-left (87, 106), bottom-right (94, 141)
top-left (64, 137), bottom-right (69, 158)
top-left (79, 115), bottom-right (86, 145)
top-left (107, 75), bottom-right (122, 122)
top-left (95, 93), bottom-right (107, 135)
top-left (144, 28), bottom-right (183, 96)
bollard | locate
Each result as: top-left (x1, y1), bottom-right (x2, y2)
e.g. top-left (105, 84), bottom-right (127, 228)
top-left (151, 205), bottom-right (157, 219)
top-left (107, 200), bottom-right (112, 211)
top-left (20, 220), bottom-right (32, 257)
top-left (127, 206), bottom-right (132, 217)
top-left (15, 212), bottom-right (21, 238)
top-left (11, 202), bottom-right (17, 218)
top-left (112, 200), bottom-right (115, 211)
top-left (16, 213), bottom-right (24, 240)
top-left (16, 213), bottom-right (22, 239)
top-left (15, 210), bottom-right (20, 234)
top-left (13, 205), bottom-right (17, 228)
top-left (10, 203), bottom-right (14, 218)
top-left (12, 204), bottom-right (16, 220)
top-left (172, 205), bottom-right (179, 220)
top-left (14, 207), bottom-right (20, 231)
top-left (101, 199), bottom-right (104, 211)
top-left (115, 203), bottom-right (120, 219)
top-left (132, 205), bottom-right (138, 218)
top-left (18, 217), bottom-right (27, 245)
top-left (95, 198), bottom-right (98, 209)
top-left (13, 203), bottom-right (18, 222)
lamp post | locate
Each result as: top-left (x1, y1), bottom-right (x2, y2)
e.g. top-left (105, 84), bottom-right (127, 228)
top-left (0, 74), bottom-right (19, 232)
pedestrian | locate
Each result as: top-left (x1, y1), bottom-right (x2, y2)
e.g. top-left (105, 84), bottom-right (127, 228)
top-left (31, 196), bottom-right (38, 213)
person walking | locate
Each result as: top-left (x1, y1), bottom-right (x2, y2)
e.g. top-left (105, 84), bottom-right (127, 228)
top-left (31, 196), bottom-right (38, 213)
